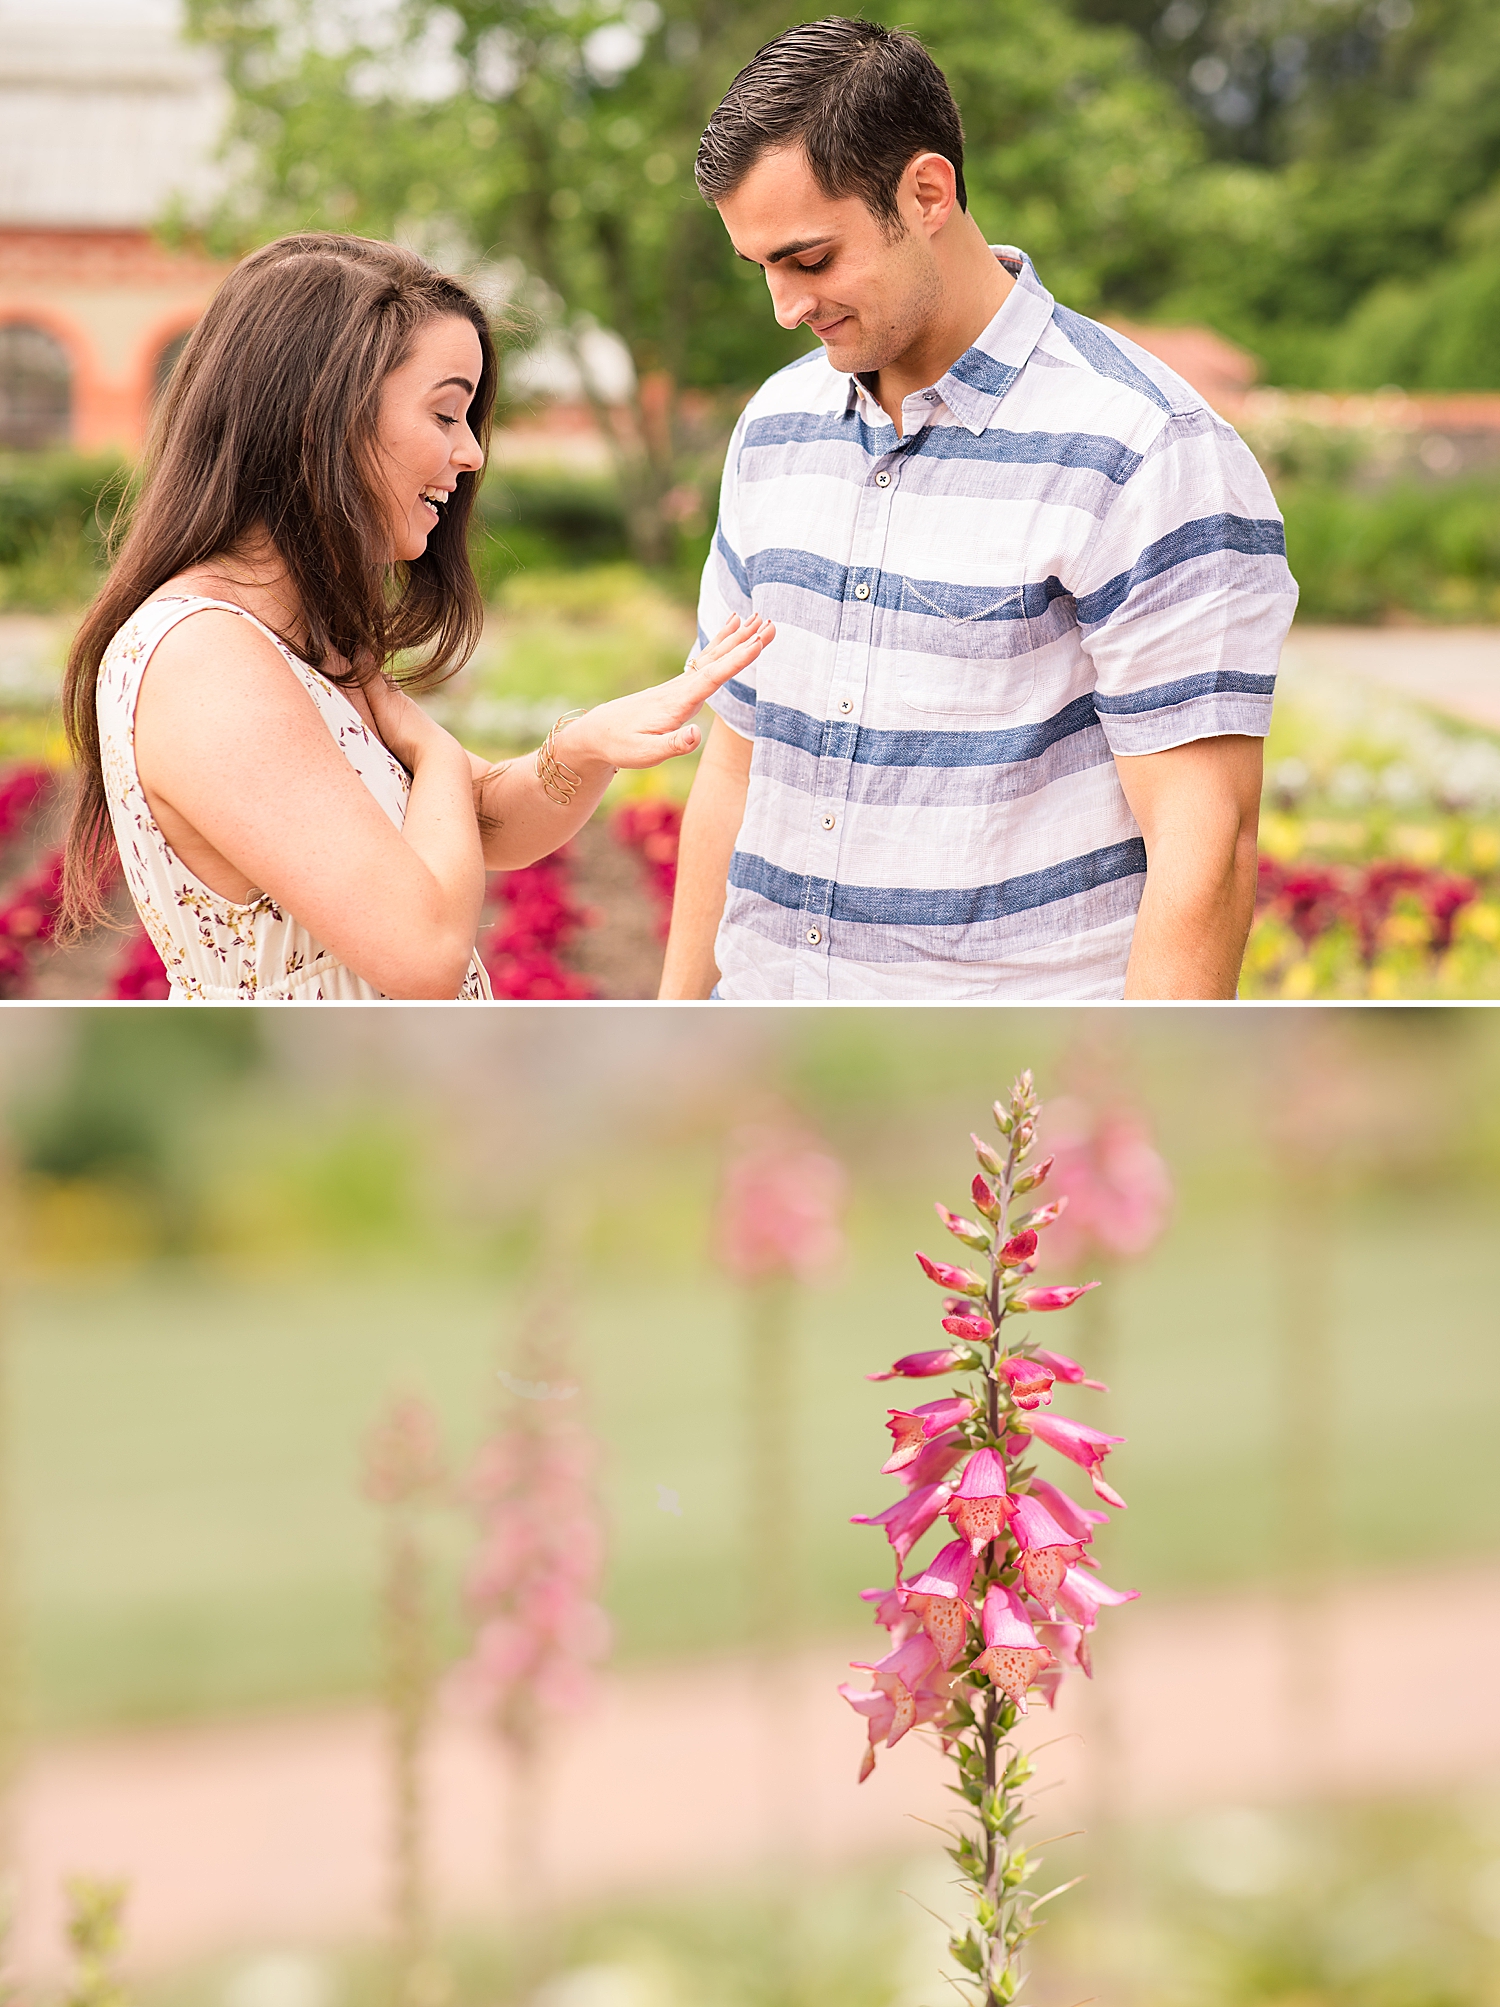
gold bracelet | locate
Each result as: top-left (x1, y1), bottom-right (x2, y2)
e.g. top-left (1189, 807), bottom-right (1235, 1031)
top-left (536, 709), bottom-right (588, 806)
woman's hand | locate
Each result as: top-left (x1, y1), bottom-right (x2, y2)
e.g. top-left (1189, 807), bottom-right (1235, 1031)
top-left (563, 613), bottom-right (774, 773)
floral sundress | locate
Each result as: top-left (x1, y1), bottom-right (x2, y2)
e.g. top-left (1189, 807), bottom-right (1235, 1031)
top-left (96, 595), bottom-right (492, 1001)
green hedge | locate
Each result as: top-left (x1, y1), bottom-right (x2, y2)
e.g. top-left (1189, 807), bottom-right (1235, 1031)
top-left (0, 453), bottom-right (127, 610)
top-left (1281, 473), bottom-right (1500, 624)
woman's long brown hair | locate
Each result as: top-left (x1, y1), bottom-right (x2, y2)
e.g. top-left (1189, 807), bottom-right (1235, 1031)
top-left (61, 232), bottom-right (500, 934)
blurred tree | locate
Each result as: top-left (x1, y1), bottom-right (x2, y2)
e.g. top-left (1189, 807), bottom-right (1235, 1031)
top-left (186, 0), bottom-right (1209, 559)
top-left (11, 1016), bottom-right (263, 1249)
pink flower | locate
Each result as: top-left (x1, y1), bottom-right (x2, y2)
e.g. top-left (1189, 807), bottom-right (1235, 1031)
top-left (716, 1123), bottom-right (847, 1283)
top-left (1011, 1283), bottom-right (1101, 1313)
top-left (1057, 1564), bottom-right (1140, 1630)
top-left (882, 1396), bottom-right (973, 1474)
top-left (945, 1447), bottom-right (1011, 1554)
top-left (1019, 1198), bottom-right (1069, 1232)
top-left (867, 1348), bottom-right (967, 1382)
top-left (968, 1583), bottom-right (1054, 1712)
top-left (901, 1538), bottom-right (979, 1667)
top-left (861, 1583), bottom-right (918, 1642)
top-left (898, 1430), bottom-right (968, 1492)
top-left (1036, 1101), bottom-right (1173, 1266)
top-left (1024, 1477), bottom-right (1108, 1546)
top-left (998, 1354), bottom-right (1054, 1409)
top-left (941, 1315), bottom-right (994, 1342)
top-left (1037, 1618), bottom-right (1092, 1679)
top-left (1007, 1493), bottom-right (1086, 1608)
top-left (841, 1631), bottom-right (951, 1779)
top-left (851, 1481), bottom-right (955, 1565)
top-left (1020, 1411), bottom-right (1127, 1508)
top-left (1034, 1348), bottom-right (1107, 1392)
top-left (915, 1250), bottom-right (987, 1297)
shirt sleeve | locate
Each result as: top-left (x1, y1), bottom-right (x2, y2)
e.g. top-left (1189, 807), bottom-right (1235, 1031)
top-left (702, 410), bottom-right (758, 741)
top-left (1073, 407), bottom-right (1298, 756)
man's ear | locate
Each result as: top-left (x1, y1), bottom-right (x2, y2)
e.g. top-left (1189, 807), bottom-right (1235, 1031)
top-left (904, 151), bottom-right (959, 238)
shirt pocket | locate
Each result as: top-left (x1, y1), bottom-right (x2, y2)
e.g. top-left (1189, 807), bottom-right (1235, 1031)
top-left (896, 577), bottom-right (1036, 719)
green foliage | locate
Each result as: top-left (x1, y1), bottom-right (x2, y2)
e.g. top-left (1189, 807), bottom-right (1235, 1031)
top-left (0, 454), bottom-right (125, 612)
top-left (1281, 473), bottom-right (1500, 622)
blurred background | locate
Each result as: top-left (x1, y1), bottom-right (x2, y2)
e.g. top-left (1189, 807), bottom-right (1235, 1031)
top-left (0, 1006), bottom-right (1495, 2006)
top-left (3, 0), bottom-right (1500, 996)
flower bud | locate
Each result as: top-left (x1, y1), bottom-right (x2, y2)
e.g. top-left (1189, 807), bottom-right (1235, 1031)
top-left (991, 1101), bottom-right (1014, 1135)
top-left (970, 1133), bottom-right (1005, 1177)
top-left (915, 1250), bottom-right (987, 1297)
top-left (941, 1314), bottom-right (994, 1342)
top-left (997, 1228), bottom-right (1039, 1268)
top-left (1013, 1154), bottom-right (1054, 1195)
top-left (1013, 1283), bottom-right (1100, 1313)
top-left (934, 1202), bottom-right (991, 1251)
top-left (971, 1174), bottom-right (1002, 1221)
top-left (1018, 1197), bottom-right (1068, 1231)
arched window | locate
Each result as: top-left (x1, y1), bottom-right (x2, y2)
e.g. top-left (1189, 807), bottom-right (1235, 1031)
top-left (154, 330), bottom-right (192, 402)
top-left (0, 324), bottom-right (72, 451)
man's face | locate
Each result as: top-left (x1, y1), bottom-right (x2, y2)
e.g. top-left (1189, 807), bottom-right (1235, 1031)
top-left (716, 145), bottom-right (941, 378)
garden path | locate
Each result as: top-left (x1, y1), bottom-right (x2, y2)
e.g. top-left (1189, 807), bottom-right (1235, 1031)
top-left (1277, 624), bottom-right (1500, 734)
top-left (13, 1560), bottom-right (1500, 1981)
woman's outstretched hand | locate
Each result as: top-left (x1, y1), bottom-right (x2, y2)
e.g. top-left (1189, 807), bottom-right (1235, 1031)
top-left (563, 612), bottom-right (774, 772)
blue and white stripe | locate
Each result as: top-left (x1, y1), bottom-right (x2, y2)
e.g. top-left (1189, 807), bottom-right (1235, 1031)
top-left (700, 248), bottom-right (1297, 999)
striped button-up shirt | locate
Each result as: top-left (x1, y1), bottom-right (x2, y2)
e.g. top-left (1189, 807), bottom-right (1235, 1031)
top-left (699, 248), bottom-right (1297, 1000)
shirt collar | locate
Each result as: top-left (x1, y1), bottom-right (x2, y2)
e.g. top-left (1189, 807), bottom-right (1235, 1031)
top-left (843, 247), bottom-right (1055, 437)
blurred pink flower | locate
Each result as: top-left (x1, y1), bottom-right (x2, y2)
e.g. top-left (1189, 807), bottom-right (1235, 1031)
top-left (841, 1631), bottom-right (952, 1780)
top-left (969, 1583), bottom-right (1054, 1711)
top-left (1024, 1476), bottom-right (1108, 1546)
top-left (898, 1429), bottom-right (968, 1492)
top-left (1057, 1563), bottom-right (1140, 1630)
top-left (1037, 1100), bottom-right (1173, 1268)
top-left (452, 1367), bottom-right (610, 1743)
top-left (1033, 1348), bottom-right (1107, 1392)
top-left (715, 1123), bottom-right (847, 1284)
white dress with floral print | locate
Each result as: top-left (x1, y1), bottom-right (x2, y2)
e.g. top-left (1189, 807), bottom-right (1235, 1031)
top-left (97, 596), bottom-right (492, 1001)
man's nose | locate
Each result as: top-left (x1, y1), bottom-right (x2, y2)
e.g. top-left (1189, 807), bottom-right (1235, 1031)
top-left (766, 269), bottom-right (817, 332)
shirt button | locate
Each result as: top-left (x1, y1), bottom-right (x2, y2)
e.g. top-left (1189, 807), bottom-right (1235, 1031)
top-left (820, 813), bottom-right (836, 830)
top-left (853, 581), bottom-right (870, 600)
top-left (838, 697), bottom-right (854, 714)
top-left (874, 471), bottom-right (891, 488)
top-left (805, 926), bottom-right (822, 945)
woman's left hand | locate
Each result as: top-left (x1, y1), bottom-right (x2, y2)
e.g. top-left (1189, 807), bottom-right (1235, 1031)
top-left (561, 612), bottom-right (775, 773)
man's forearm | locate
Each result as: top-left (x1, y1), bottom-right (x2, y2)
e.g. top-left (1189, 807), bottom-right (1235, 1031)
top-left (658, 722), bottom-right (751, 998)
top-left (1123, 824), bottom-right (1258, 998)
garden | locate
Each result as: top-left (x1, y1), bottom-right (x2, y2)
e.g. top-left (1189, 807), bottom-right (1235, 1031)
top-left (3, 1009), bottom-right (1499, 2007)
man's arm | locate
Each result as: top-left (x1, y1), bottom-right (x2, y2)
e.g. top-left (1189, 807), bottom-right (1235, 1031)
top-left (658, 717), bottom-right (753, 998)
top-left (1113, 735), bottom-right (1263, 999)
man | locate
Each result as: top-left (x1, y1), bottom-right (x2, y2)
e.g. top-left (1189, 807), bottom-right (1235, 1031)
top-left (658, 16), bottom-right (1297, 1001)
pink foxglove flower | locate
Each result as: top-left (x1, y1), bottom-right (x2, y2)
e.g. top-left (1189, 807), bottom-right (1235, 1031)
top-left (867, 1347), bottom-right (967, 1382)
top-left (1057, 1563), bottom-right (1140, 1630)
top-left (945, 1448), bottom-right (1011, 1555)
top-left (841, 1070), bottom-right (1139, 2004)
top-left (1007, 1492), bottom-right (1087, 1609)
top-left (999, 1353), bottom-right (1054, 1408)
top-left (1038, 1100), bottom-right (1173, 1267)
top-left (850, 1480), bottom-right (955, 1565)
top-left (882, 1396), bottom-right (974, 1473)
top-left (1033, 1347), bottom-right (1108, 1391)
top-left (1021, 1411), bottom-right (1128, 1509)
top-left (1011, 1282), bottom-right (1101, 1313)
top-left (969, 1583), bottom-right (1054, 1712)
top-left (901, 1538), bottom-right (980, 1668)
top-left (715, 1122), bottom-right (847, 1284)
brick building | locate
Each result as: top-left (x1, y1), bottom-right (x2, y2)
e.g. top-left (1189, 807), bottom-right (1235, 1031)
top-left (0, 1), bottom-right (229, 456)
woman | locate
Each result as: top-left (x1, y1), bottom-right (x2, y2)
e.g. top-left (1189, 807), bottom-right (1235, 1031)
top-left (61, 233), bottom-right (771, 1000)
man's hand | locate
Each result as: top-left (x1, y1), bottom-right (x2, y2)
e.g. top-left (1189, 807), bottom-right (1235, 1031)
top-left (1114, 735), bottom-right (1264, 999)
top-left (658, 717), bottom-right (753, 998)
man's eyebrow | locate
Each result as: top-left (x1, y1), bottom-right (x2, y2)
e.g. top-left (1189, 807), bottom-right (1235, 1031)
top-left (736, 237), bottom-right (832, 267)
top-left (432, 375), bottom-right (475, 395)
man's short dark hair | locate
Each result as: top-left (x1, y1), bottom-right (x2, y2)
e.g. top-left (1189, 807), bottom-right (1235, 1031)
top-left (695, 16), bottom-right (967, 228)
